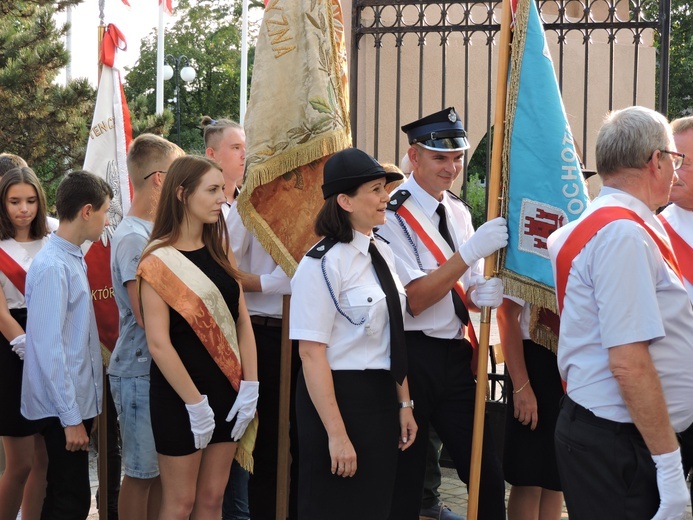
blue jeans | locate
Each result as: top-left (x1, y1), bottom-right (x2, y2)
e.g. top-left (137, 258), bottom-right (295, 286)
top-left (222, 460), bottom-right (250, 520)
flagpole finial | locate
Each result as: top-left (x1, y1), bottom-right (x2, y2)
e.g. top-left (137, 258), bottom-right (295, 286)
top-left (99, 0), bottom-right (105, 25)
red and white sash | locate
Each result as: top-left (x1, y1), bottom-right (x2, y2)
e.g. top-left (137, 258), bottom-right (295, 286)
top-left (556, 206), bottom-right (682, 314)
top-left (0, 247), bottom-right (26, 296)
top-left (658, 214), bottom-right (693, 286)
top-left (396, 198), bottom-right (478, 348)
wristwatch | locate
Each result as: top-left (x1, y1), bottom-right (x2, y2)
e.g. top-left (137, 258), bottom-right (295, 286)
top-left (399, 400), bottom-right (415, 410)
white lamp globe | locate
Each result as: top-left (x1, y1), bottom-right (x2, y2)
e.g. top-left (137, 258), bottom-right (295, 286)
top-left (163, 64), bottom-right (174, 81)
top-left (180, 66), bottom-right (196, 83)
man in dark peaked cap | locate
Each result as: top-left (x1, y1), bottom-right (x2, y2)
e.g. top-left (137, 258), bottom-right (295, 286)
top-left (378, 107), bottom-right (508, 520)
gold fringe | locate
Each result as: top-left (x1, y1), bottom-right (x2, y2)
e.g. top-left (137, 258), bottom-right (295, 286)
top-left (529, 305), bottom-right (558, 354)
top-left (500, 270), bottom-right (558, 314)
top-left (240, 130), bottom-right (351, 198)
top-left (100, 343), bottom-right (112, 367)
top-left (234, 414), bottom-right (259, 473)
top-left (237, 130), bottom-right (352, 278)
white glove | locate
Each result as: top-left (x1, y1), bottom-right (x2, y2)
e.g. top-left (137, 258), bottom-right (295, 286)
top-left (226, 380), bottom-right (259, 441)
top-left (470, 276), bottom-right (504, 309)
top-left (651, 448), bottom-right (688, 520)
top-left (459, 217), bottom-right (508, 266)
top-left (185, 395), bottom-right (215, 450)
top-left (10, 334), bottom-right (26, 361)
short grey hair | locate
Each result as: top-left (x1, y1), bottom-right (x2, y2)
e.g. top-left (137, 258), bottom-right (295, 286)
top-left (672, 116), bottom-right (693, 136)
top-left (596, 106), bottom-right (672, 176)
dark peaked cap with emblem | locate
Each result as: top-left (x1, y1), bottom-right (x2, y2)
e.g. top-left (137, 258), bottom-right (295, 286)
top-left (402, 107), bottom-right (470, 152)
top-left (322, 148), bottom-right (404, 199)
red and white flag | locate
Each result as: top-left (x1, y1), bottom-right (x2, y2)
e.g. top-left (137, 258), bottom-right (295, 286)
top-left (83, 24), bottom-right (133, 363)
top-left (121, 0), bottom-right (172, 15)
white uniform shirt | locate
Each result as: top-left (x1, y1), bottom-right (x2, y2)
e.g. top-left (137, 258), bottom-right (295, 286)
top-left (547, 187), bottom-right (693, 431)
top-left (226, 202), bottom-right (291, 319)
top-left (660, 203), bottom-right (693, 301)
top-left (0, 238), bottom-right (47, 309)
top-left (378, 175), bottom-right (482, 339)
top-left (290, 230), bottom-right (406, 371)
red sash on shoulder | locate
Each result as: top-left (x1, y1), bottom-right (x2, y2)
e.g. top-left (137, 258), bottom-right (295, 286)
top-left (556, 207), bottom-right (683, 314)
top-left (396, 200), bottom-right (479, 349)
top-left (658, 214), bottom-right (693, 286)
top-left (0, 247), bottom-right (26, 295)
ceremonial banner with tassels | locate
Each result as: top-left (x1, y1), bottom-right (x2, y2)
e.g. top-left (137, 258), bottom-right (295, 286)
top-left (499, 0), bottom-right (589, 349)
top-left (83, 24), bottom-right (133, 365)
top-left (237, 0), bottom-right (351, 276)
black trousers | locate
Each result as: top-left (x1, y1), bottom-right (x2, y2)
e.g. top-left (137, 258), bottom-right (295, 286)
top-left (388, 332), bottom-right (506, 520)
top-left (38, 417), bottom-right (95, 520)
top-left (247, 322), bottom-right (301, 520)
top-left (296, 369), bottom-right (399, 520)
top-left (555, 396), bottom-right (659, 519)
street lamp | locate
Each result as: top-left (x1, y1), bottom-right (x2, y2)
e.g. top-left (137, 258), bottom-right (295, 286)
top-left (163, 54), bottom-right (196, 146)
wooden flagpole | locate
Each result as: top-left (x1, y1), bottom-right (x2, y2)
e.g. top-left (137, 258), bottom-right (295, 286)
top-left (466, 0), bottom-right (513, 517)
top-left (275, 295), bottom-right (292, 519)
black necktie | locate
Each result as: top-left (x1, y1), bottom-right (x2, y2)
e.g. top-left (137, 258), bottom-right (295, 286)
top-left (369, 240), bottom-right (407, 385)
top-left (435, 204), bottom-right (469, 326)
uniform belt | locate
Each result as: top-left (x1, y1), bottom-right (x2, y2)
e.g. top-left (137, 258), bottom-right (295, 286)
top-left (561, 395), bottom-right (639, 434)
top-left (250, 315), bottom-right (283, 328)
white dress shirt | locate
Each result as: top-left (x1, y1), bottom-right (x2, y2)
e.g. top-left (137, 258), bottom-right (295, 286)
top-left (547, 187), bottom-right (693, 431)
top-left (290, 230), bottom-right (406, 371)
top-left (0, 238), bottom-right (47, 309)
top-left (660, 203), bottom-right (693, 301)
top-left (378, 174), bottom-right (482, 340)
top-left (226, 201), bottom-right (291, 318)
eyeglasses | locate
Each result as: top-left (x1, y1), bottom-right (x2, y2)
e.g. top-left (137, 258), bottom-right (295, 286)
top-left (653, 150), bottom-right (685, 170)
top-left (143, 170), bottom-right (166, 181)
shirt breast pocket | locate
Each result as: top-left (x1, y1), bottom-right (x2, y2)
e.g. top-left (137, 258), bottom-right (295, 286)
top-left (343, 284), bottom-right (386, 334)
top-left (419, 250), bottom-right (440, 271)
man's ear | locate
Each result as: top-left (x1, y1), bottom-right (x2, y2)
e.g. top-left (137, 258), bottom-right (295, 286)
top-left (81, 203), bottom-right (93, 220)
top-left (206, 147), bottom-right (216, 161)
top-left (408, 146), bottom-right (418, 168)
top-left (337, 193), bottom-right (353, 213)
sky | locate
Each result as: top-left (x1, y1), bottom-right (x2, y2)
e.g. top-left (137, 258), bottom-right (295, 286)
top-left (55, 0), bottom-right (177, 86)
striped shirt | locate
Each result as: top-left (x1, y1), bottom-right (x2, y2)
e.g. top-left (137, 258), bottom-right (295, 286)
top-left (21, 233), bottom-right (103, 427)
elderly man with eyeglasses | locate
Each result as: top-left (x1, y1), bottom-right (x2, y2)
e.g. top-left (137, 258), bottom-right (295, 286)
top-left (547, 106), bottom-right (693, 520)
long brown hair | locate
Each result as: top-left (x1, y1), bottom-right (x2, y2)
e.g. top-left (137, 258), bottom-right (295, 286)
top-left (0, 167), bottom-right (49, 240)
top-left (141, 155), bottom-right (239, 280)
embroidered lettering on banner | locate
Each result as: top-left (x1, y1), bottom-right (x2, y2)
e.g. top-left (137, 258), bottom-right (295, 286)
top-left (560, 125), bottom-right (586, 215)
top-left (265, 0), bottom-right (297, 58)
top-left (89, 117), bottom-right (116, 140)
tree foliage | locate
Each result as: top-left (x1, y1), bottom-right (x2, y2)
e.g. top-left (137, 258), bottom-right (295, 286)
top-left (0, 0), bottom-right (95, 194)
top-left (666, 0), bottom-right (693, 118)
top-left (124, 0), bottom-right (262, 152)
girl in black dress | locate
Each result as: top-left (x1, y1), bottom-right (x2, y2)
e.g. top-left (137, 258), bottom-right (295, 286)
top-left (138, 156), bottom-right (258, 520)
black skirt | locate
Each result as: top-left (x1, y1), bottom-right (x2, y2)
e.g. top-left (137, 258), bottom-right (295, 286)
top-left (0, 308), bottom-right (37, 437)
top-left (296, 369), bottom-right (399, 520)
top-left (503, 340), bottom-right (563, 491)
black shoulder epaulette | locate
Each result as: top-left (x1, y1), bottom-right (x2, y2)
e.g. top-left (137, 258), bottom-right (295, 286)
top-left (373, 231), bottom-right (389, 244)
top-left (306, 237), bottom-right (339, 259)
top-left (446, 190), bottom-right (472, 210)
top-left (386, 189), bottom-right (411, 212)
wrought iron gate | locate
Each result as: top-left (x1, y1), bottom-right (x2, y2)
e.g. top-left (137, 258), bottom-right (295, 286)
top-left (350, 0), bottom-right (670, 196)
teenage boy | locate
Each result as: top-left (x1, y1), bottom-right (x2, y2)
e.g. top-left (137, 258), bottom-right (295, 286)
top-left (109, 134), bottom-right (183, 520)
top-left (21, 170), bottom-right (112, 519)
